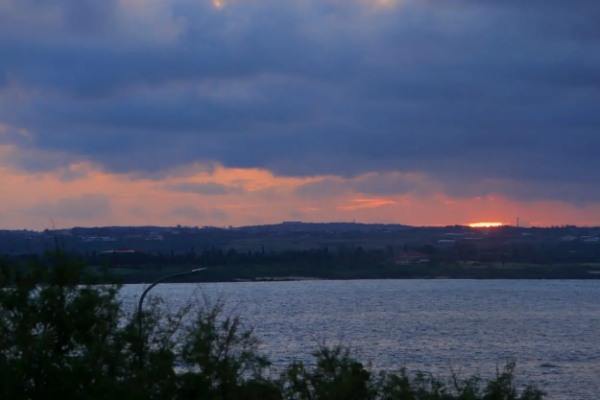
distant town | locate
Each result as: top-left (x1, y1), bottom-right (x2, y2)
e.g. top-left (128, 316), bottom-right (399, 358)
top-left (2, 222), bottom-right (600, 282)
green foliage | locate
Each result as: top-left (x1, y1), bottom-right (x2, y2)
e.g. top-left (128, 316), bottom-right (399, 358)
top-left (0, 252), bottom-right (131, 399)
top-left (376, 363), bottom-right (545, 400)
top-left (177, 300), bottom-right (276, 400)
top-left (279, 350), bottom-right (544, 400)
top-left (281, 346), bottom-right (374, 400)
top-left (0, 253), bottom-right (546, 400)
top-left (481, 363), bottom-right (545, 400)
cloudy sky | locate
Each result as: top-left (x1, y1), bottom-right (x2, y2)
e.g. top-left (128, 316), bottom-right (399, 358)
top-left (1, 0), bottom-right (599, 229)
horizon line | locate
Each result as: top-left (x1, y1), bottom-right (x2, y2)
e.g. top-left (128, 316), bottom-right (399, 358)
top-left (5, 221), bottom-right (600, 233)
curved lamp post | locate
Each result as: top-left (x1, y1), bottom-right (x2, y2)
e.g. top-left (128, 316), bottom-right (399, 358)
top-left (137, 268), bottom-right (207, 339)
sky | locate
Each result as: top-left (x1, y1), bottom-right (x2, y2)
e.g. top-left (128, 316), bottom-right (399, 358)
top-left (1, 0), bottom-right (600, 230)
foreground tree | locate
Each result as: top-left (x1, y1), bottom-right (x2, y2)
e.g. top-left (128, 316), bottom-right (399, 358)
top-left (176, 300), bottom-right (280, 400)
top-left (282, 346), bottom-right (375, 400)
top-left (0, 253), bottom-right (128, 399)
top-left (280, 350), bottom-right (544, 400)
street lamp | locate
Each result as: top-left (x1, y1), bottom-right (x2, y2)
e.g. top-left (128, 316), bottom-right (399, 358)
top-left (137, 268), bottom-right (207, 339)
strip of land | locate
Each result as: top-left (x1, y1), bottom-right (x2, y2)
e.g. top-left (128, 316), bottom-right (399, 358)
top-left (4, 222), bottom-right (598, 282)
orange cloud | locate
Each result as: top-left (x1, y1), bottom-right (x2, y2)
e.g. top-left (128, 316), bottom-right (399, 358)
top-left (2, 148), bottom-right (600, 230)
top-left (338, 197), bottom-right (397, 211)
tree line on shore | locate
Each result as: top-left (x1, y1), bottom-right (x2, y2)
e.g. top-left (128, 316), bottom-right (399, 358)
top-left (0, 252), bottom-right (546, 399)
top-left (6, 243), bottom-right (597, 283)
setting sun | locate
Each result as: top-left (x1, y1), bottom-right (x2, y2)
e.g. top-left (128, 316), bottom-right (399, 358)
top-left (469, 222), bottom-right (503, 228)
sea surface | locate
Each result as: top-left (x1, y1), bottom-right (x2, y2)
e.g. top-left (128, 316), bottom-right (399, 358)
top-left (121, 279), bottom-right (600, 399)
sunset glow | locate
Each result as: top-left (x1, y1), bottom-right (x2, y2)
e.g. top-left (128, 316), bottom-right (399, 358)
top-left (1, 1), bottom-right (600, 230)
top-left (212, 0), bottom-right (225, 9)
top-left (469, 222), bottom-right (504, 228)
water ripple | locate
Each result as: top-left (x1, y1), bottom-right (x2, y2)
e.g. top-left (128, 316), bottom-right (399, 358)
top-left (122, 279), bottom-right (600, 400)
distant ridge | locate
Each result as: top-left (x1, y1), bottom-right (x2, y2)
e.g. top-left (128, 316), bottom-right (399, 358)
top-left (2, 221), bottom-right (600, 234)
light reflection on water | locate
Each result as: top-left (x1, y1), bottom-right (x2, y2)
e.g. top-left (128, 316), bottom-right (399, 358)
top-left (121, 279), bottom-right (600, 400)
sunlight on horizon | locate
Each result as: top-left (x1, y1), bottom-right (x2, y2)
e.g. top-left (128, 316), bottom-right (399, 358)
top-left (469, 222), bottom-right (504, 228)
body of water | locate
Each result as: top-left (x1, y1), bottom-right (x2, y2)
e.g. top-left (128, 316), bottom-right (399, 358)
top-left (121, 279), bottom-right (600, 399)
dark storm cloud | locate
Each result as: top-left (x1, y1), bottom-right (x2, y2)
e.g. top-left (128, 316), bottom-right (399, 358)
top-left (1, 0), bottom-right (600, 203)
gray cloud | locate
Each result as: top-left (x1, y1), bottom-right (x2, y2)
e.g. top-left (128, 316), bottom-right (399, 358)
top-left (295, 172), bottom-right (433, 200)
top-left (295, 178), bottom-right (350, 199)
top-left (1, 0), bottom-right (600, 203)
top-left (57, 167), bottom-right (89, 182)
top-left (171, 205), bottom-right (205, 219)
top-left (295, 171), bottom-right (439, 203)
top-left (166, 182), bottom-right (243, 195)
top-left (170, 205), bottom-right (229, 222)
top-left (29, 194), bottom-right (112, 220)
